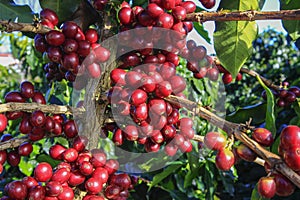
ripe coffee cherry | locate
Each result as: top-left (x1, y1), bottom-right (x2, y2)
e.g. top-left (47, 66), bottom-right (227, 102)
top-left (45, 30), bottom-right (65, 46)
top-left (47, 46), bottom-right (62, 63)
top-left (252, 128), bottom-right (274, 146)
top-left (85, 29), bottom-right (98, 43)
top-left (22, 176), bottom-right (38, 189)
top-left (283, 148), bottom-right (300, 171)
top-left (164, 143), bottom-right (178, 156)
top-left (289, 86), bottom-right (300, 97)
top-left (172, 6), bottom-right (187, 20)
top-left (236, 144), bottom-right (257, 162)
top-left (62, 52), bottom-right (79, 70)
top-left (34, 162), bottom-right (53, 182)
top-left (63, 38), bottom-right (78, 53)
top-left (68, 170), bottom-right (86, 186)
top-left (20, 81), bottom-right (34, 98)
top-left (280, 125), bottom-right (300, 148)
top-left (61, 21), bottom-right (79, 39)
top-left (110, 68), bottom-right (126, 86)
top-left (140, 76), bottom-right (156, 92)
top-left (204, 132), bottom-right (227, 151)
top-left (273, 173), bottom-right (295, 196)
top-left (80, 161), bottom-right (94, 176)
top-left (5, 91), bottom-right (25, 103)
top-left (91, 149), bottom-right (107, 167)
top-left (125, 71), bottom-right (143, 88)
top-left (157, 13), bottom-right (174, 29)
top-left (51, 168), bottom-right (71, 184)
top-left (148, 98), bottom-right (166, 115)
top-left (124, 125), bottom-right (139, 141)
top-left (201, 0), bottom-right (216, 9)
top-left (40, 8), bottom-right (58, 26)
top-left (147, 3), bottom-right (164, 18)
top-left (6, 180), bottom-right (28, 200)
top-left (180, 1), bottom-right (196, 13)
top-left (169, 75), bottom-right (186, 94)
top-left (215, 149), bottom-right (235, 171)
top-left (104, 185), bottom-right (121, 199)
top-left (155, 81), bottom-right (172, 98)
top-left (87, 63), bottom-right (101, 78)
top-left (57, 186), bottom-right (74, 200)
top-left (0, 114), bottom-right (7, 132)
top-left (130, 89), bottom-right (148, 106)
top-left (63, 120), bottom-right (78, 138)
top-left (162, 0), bottom-right (176, 10)
top-left (94, 46), bottom-right (111, 62)
top-left (49, 144), bottom-right (66, 160)
top-left (92, 167), bottom-right (109, 183)
top-left (257, 176), bottom-right (276, 198)
top-left (7, 150), bottom-right (20, 167)
top-left (32, 92), bottom-right (46, 104)
top-left (118, 7), bottom-right (133, 25)
top-left (105, 159), bottom-right (119, 175)
top-left (222, 73), bottom-right (232, 84)
top-left (46, 181), bottom-right (63, 197)
top-left (28, 185), bottom-right (46, 199)
top-left (85, 177), bottom-right (103, 194)
top-left (34, 34), bottom-right (48, 52)
top-left (179, 140), bottom-right (193, 153)
top-left (206, 68), bottom-right (219, 81)
top-left (62, 148), bottom-right (78, 162)
top-left (30, 110), bottom-right (46, 127)
top-left (73, 136), bottom-right (88, 152)
top-left (18, 142), bottom-right (33, 156)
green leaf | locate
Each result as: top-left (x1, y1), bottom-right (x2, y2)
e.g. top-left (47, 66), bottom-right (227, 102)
top-left (280, 0), bottom-right (300, 40)
top-left (169, 190), bottom-right (189, 200)
top-left (150, 163), bottom-right (182, 189)
top-left (39, 0), bottom-right (81, 22)
top-left (19, 157), bottom-right (38, 176)
top-left (37, 154), bottom-right (61, 168)
top-left (271, 136), bottom-right (280, 154)
top-left (257, 76), bottom-right (276, 137)
top-left (193, 22), bottom-right (211, 44)
top-left (226, 103), bottom-right (267, 124)
top-left (251, 184), bottom-right (269, 200)
top-left (0, 0), bottom-right (36, 23)
top-left (214, 0), bottom-right (258, 77)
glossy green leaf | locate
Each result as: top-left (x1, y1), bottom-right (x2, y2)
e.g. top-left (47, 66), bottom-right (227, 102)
top-left (257, 76), bottom-right (276, 137)
top-left (251, 184), bottom-right (269, 200)
top-left (150, 163), bottom-right (182, 189)
top-left (226, 103), bottom-right (267, 124)
top-left (39, 0), bottom-right (81, 22)
top-left (37, 154), bottom-right (61, 168)
top-left (19, 157), bottom-right (37, 176)
top-left (0, 0), bottom-right (35, 23)
top-left (193, 22), bottom-right (211, 44)
top-left (214, 0), bottom-right (258, 77)
top-left (271, 136), bottom-right (280, 155)
top-left (280, 0), bottom-right (300, 40)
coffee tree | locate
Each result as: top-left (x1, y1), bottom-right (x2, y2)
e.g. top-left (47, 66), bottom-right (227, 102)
top-left (0, 0), bottom-right (299, 199)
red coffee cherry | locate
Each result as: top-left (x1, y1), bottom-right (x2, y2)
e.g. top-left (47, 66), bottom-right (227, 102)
top-left (204, 132), bottom-right (227, 151)
top-left (20, 81), bottom-right (35, 98)
top-left (6, 180), bottom-right (28, 200)
top-left (257, 176), bottom-right (276, 198)
top-left (236, 144), bottom-right (257, 162)
top-left (0, 114), bottom-right (7, 133)
top-left (34, 162), bottom-right (53, 182)
top-left (252, 128), bottom-right (274, 147)
top-left (85, 177), bottom-right (103, 194)
top-left (215, 149), bottom-right (235, 171)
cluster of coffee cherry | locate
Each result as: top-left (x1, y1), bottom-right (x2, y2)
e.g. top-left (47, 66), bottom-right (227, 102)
top-left (35, 8), bottom-right (110, 82)
top-left (262, 84), bottom-right (300, 107)
top-left (108, 62), bottom-right (195, 154)
top-left (184, 41), bottom-right (243, 84)
top-left (198, 0), bottom-right (216, 9)
top-left (256, 125), bottom-right (300, 198)
top-left (2, 137), bottom-right (134, 199)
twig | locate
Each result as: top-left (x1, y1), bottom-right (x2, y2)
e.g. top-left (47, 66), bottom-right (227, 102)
top-left (186, 9), bottom-right (300, 23)
top-left (240, 68), bottom-right (281, 91)
top-left (0, 102), bottom-right (84, 115)
top-left (0, 20), bottom-right (51, 34)
top-left (0, 137), bottom-right (29, 151)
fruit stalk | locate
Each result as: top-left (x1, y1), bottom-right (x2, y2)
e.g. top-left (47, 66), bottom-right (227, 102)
top-left (185, 9), bottom-right (300, 23)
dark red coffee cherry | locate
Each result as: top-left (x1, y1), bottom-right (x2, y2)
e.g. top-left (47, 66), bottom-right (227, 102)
top-left (45, 30), bottom-right (65, 46)
top-left (30, 110), bottom-right (46, 127)
top-left (118, 7), bottom-right (134, 25)
top-left (40, 8), bottom-right (58, 26)
top-left (20, 81), bottom-right (34, 98)
top-left (18, 142), bottom-right (33, 156)
top-left (7, 150), bottom-right (21, 167)
top-left (85, 29), bottom-right (98, 43)
top-left (6, 180), bottom-right (28, 200)
top-left (61, 21), bottom-right (79, 39)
